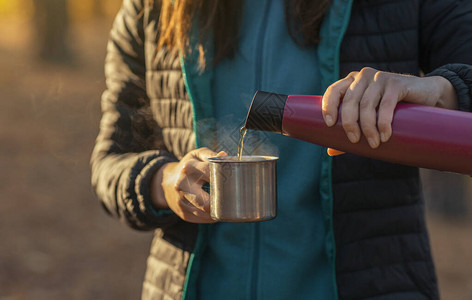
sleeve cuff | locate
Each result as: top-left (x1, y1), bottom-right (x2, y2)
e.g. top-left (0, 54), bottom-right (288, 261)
top-left (426, 63), bottom-right (472, 112)
top-left (135, 153), bottom-right (179, 228)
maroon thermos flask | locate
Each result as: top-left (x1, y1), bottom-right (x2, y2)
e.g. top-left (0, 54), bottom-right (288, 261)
top-left (245, 91), bottom-right (472, 175)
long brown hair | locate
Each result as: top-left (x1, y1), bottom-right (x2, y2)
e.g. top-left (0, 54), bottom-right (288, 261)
top-left (156, 0), bottom-right (331, 69)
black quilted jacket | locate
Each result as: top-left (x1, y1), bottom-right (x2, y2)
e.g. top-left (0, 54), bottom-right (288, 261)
top-left (91, 0), bottom-right (472, 299)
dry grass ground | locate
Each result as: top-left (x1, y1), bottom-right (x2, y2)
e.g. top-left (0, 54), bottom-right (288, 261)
top-left (1, 16), bottom-right (472, 300)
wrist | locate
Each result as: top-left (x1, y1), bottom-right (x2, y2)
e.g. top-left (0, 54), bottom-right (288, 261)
top-left (433, 76), bottom-right (458, 110)
top-left (150, 162), bottom-right (177, 209)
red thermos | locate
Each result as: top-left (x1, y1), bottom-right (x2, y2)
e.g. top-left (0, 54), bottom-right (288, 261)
top-left (245, 91), bottom-right (472, 175)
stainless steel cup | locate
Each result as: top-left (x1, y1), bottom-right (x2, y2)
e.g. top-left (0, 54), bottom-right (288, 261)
top-left (208, 156), bottom-right (278, 222)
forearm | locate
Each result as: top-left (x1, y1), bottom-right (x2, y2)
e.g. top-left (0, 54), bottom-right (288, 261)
top-left (428, 76), bottom-right (458, 110)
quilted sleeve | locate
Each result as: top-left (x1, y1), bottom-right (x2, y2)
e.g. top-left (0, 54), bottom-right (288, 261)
top-left (420, 0), bottom-right (472, 111)
top-left (90, 0), bottom-right (179, 230)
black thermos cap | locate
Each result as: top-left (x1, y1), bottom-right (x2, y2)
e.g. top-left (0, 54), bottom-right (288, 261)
top-left (245, 91), bottom-right (288, 134)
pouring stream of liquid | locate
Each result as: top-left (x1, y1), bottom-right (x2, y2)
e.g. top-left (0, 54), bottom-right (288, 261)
top-left (237, 126), bottom-right (247, 160)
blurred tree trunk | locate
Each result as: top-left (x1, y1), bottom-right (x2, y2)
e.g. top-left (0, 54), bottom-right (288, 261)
top-left (93, 0), bottom-right (104, 16)
top-left (33, 0), bottom-right (72, 63)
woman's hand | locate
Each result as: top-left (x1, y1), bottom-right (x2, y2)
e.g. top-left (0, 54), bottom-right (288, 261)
top-left (150, 148), bottom-right (226, 223)
top-left (322, 67), bottom-right (457, 149)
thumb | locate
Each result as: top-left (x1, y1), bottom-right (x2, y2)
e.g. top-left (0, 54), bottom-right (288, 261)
top-left (194, 147), bottom-right (219, 162)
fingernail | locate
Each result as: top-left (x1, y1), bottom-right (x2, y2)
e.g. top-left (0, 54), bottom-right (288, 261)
top-left (368, 137), bottom-right (378, 148)
top-left (380, 133), bottom-right (386, 142)
top-left (325, 115), bottom-right (334, 126)
top-left (347, 132), bottom-right (357, 143)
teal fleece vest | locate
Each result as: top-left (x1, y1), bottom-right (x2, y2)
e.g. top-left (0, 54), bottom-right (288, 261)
top-left (180, 0), bottom-right (354, 298)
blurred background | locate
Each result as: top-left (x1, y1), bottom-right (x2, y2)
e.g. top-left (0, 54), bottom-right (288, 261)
top-left (0, 0), bottom-right (471, 299)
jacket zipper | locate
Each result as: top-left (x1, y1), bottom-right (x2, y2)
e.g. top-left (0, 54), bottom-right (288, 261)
top-left (254, 2), bottom-right (271, 92)
top-left (250, 223), bottom-right (260, 299)
top-left (250, 2), bottom-right (271, 299)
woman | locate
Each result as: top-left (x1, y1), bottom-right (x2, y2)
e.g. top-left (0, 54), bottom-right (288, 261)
top-left (91, 0), bottom-right (472, 298)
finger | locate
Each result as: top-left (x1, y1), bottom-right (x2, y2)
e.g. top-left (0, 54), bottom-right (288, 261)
top-left (359, 82), bottom-right (382, 148)
top-left (377, 83), bottom-right (402, 143)
top-left (183, 214), bottom-right (216, 224)
top-left (178, 198), bottom-right (216, 223)
top-left (327, 148), bottom-right (345, 156)
top-left (341, 81), bottom-right (364, 143)
top-left (342, 68), bottom-right (377, 144)
top-left (194, 147), bottom-right (219, 162)
top-left (216, 151), bottom-right (227, 157)
top-left (181, 186), bottom-right (211, 213)
top-left (183, 161), bottom-right (210, 183)
top-left (322, 75), bottom-right (355, 127)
